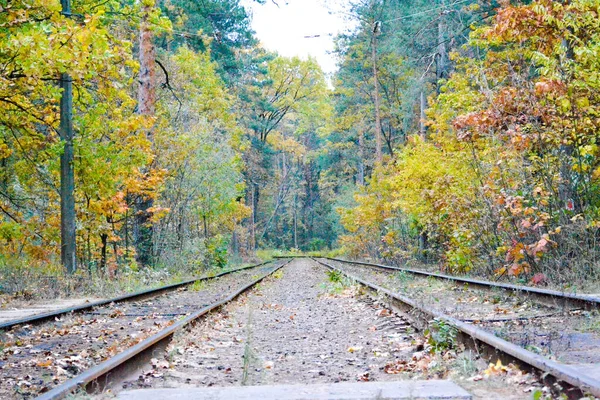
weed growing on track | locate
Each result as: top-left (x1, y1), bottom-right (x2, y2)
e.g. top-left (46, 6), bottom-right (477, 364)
top-left (394, 270), bottom-right (414, 285)
top-left (190, 280), bottom-right (207, 291)
top-left (322, 270), bottom-right (356, 295)
top-left (272, 269), bottom-right (284, 279)
top-left (425, 318), bottom-right (458, 353)
top-left (65, 387), bottom-right (92, 399)
top-left (454, 351), bottom-right (478, 377)
top-left (578, 311), bottom-right (600, 333)
top-left (326, 269), bottom-right (343, 283)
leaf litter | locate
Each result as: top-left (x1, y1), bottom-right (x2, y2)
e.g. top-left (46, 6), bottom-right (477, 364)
top-left (0, 266), bottom-right (277, 399)
top-left (116, 259), bottom-right (551, 399)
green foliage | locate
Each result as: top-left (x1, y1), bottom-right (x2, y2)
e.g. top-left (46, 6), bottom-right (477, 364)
top-left (321, 271), bottom-right (355, 295)
top-left (189, 279), bottom-right (207, 292)
top-left (327, 269), bottom-right (343, 283)
top-left (158, 0), bottom-right (257, 83)
top-left (0, 0), bottom-right (253, 277)
top-left (205, 235), bottom-right (229, 269)
top-left (337, 0), bottom-right (600, 286)
top-left (425, 318), bottom-right (458, 354)
top-left (4, 0), bottom-right (600, 296)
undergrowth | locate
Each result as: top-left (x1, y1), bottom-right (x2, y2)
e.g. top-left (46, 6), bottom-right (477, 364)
top-left (255, 247), bottom-right (347, 261)
top-left (322, 269), bottom-right (355, 294)
top-left (0, 255), bottom-right (245, 302)
top-left (425, 318), bottom-right (458, 354)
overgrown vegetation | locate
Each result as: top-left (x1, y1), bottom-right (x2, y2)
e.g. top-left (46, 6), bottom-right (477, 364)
top-left (425, 318), bottom-right (458, 354)
top-left (335, 0), bottom-right (600, 288)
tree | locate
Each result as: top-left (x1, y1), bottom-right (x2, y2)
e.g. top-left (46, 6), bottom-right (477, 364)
top-left (158, 0), bottom-right (257, 83)
top-left (135, 1), bottom-right (159, 267)
top-left (236, 55), bottom-right (329, 249)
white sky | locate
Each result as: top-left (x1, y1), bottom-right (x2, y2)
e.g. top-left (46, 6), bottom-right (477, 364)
top-left (241, 0), bottom-right (354, 76)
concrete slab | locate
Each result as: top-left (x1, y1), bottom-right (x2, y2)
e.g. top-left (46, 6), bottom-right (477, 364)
top-left (117, 380), bottom-right (472, 400)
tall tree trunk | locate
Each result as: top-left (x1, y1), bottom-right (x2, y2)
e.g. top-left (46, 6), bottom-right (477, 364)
top-left (419, 90), bottom-right (427, 139)
top-left (60, 71), bottom-right (76, 274)
top-left (252, 182), bottom-right (259, 250)
top-left (419, 91), bottom-right (428, 251)
top-left (358, 127), bottom-right (365, 185)
top-left (203, 215), bottom-right (209, 239)
top-left (138, 5), bottom-right (156, 116)
top-left (100, 233), bottom-right (108, 273)
top-left (124, 201), bottom-right (129, 260)
top-left (231, 223), bottom-right (239, 255)
top-left (59, 0), bottom-right (76, 274)
top-left (372, 30), bottom-right (383, 162)
top-left (436, 1), bottom-right (448, 92)
top-left (558, 34), bottom-right (576, 216)
top-left (135, 4), bottom-right (156, 267)
top-left (293, 193), bottom-right (298, 249)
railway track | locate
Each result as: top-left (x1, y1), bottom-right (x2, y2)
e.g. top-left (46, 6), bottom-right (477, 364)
top-left (313, 257), bottom-right (600, 398)
top-left (0, 260), bottom-right (273, 331)
top-left (3, 255), bottom-right (599, 398)
top-left (320, 257), bottom-right (600, 311)
top-left (0, 259), bottom-right (290, 399)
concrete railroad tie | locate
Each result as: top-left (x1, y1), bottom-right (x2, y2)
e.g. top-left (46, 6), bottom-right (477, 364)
top-left (117, 380), bottom-right (472, 400)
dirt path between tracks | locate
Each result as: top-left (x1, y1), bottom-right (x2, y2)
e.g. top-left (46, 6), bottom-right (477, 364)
top-left (119, 259), bottom-right (547, 399)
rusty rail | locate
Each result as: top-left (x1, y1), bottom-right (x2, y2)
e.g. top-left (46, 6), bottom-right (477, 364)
top-left (36, 258), bottom-right (292, 400)
top-left (320, 257), bottom-right (600, 311)
top-left (313, 257), bottom-right (600, 398)
top-left (1, 260), bottom-right (273, 331)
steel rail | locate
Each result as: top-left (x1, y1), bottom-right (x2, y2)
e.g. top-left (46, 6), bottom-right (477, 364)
top-left (321, 257), bottom-right (600, 311)
top-left (313, 257), bottom-right (600, 398)
top-left (36, 258), bottom-right (292, 400)
top-left (1, 260), bottom-right (273, 331)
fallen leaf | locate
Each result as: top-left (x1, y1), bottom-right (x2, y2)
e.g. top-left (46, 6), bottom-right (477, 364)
top-left (484, 359), bottom-right (510, 376)
top-left (36, 359), bottom-right (52, 368)
top-left (468, 374), bottom-right (484, 381)
top-left (347, 346), bottom-right (363, 353)
top-left (384, 360), bottom-right (408, 374)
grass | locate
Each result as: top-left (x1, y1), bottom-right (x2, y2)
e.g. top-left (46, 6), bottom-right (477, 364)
top-left (255, 247), bottom-right (347, 261)
top-left (321, 269), bottom-right (356, 295)
top-left (0, 255), bottom-right (256, 303)
top-left (271, 269), bottom-right (284, 279)
top-left (0, 247), bottom-right (341, 303)
top-left (189, 280), bottom-right (207, 292)
top-left (394, 270), bottom-right (414, 285)
top-left (577, 311), bottom-right (600, 333)
top-left (453, 351), bottom-right (478, 377)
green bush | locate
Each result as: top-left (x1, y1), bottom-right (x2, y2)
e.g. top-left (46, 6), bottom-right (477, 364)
top-left (206, 235), bottom-right (229, 269)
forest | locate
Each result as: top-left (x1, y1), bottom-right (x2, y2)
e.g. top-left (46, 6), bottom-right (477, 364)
top-left (1, 0), bottom-right (599, 294)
